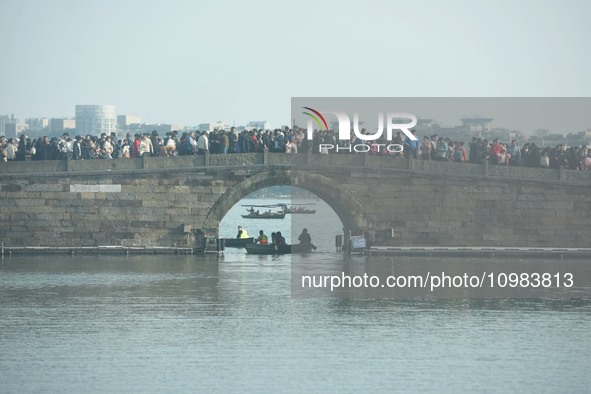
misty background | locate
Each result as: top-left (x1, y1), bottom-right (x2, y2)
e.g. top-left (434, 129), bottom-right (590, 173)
top-left (1, 0), bottom-right (590, 129)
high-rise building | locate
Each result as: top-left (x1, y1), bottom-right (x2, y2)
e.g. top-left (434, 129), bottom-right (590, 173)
top-left (0, 114), bottom-right (17, 135)
top-left (75, 105), bottom-right (117, 135)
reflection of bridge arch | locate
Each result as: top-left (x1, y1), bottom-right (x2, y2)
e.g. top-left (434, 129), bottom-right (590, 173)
top-left (204, 168), bottom-right (368, 232)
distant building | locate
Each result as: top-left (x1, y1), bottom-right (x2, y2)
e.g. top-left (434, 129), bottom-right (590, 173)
top-left (414, 118), bottom-right (436, 134)
top-left (460, 116), bottom-right (493, 137)
top-left (245, 120), bottom-right (271, 131)
top-left (50, 118), bottom-right (76, 134)
top-left (75, 105), bottom-right (117, 135)
top-left (118, 115), bottom-right (142, 130)
top-left (0, 114), bottom-right (17, 136)
top-left (26, 117), bottom-right (49, 133)
top-left (197, 121), bottom-right (229, 132)
top-left (4, 122), bottom-right (28, 139)
top-left (140, 124), bottom-right (183, 135)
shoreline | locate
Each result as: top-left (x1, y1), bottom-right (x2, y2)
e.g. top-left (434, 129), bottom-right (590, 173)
top-left (368, 246), bottom-right (591, 259)
top-left (1, 245), bottom-right (195, 256)
top-left (3, 244), bottom-right (591, 259)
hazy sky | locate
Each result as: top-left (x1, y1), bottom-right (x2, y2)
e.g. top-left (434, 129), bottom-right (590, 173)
top-left (1, 0), bottom-right (590, 128)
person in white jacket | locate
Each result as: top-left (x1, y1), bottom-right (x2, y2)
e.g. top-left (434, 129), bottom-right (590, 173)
top-left (5, 138), bottom-right (18, 161)
top-left (197, 131), bottom-right (209, 154)
top-left (102, 136), bottom-right (114, 159)
top-left (138, 134), bottom-right (154, 157)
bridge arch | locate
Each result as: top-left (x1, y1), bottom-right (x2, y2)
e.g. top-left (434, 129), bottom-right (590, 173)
top-left (203, 168), bottom-right (368, 233)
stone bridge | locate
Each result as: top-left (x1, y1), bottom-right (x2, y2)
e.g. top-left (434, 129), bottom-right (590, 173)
top-left (1, 152), bottom-right (591, 248)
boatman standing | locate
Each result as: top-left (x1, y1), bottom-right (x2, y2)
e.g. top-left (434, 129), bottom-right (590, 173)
top-left (236, 226), bottom-right (249, 239)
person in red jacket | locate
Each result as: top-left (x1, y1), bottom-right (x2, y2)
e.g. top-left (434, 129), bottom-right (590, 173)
top-left (489, 138), bottom-right (503, 164)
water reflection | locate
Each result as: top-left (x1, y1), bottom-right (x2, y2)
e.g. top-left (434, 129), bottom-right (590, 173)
top-left (1, 253), bottom-right (590, 393)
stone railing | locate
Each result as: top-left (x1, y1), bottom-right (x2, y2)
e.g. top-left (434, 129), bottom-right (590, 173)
top-left (1, 152), bottom-right (590, 184)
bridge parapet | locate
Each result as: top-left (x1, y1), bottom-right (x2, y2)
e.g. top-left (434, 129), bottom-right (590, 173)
top-left (2, 153), bottom-right (590, 185)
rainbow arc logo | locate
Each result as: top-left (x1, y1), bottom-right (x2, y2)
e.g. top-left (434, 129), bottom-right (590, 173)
top-left (302, 107), bottom-right (328, 131)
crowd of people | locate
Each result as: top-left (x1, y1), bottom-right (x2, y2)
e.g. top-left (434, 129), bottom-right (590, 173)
top-left (237, 226), bottom-right (313, 248)
top-left (239, 227), bottom-right (286, 245)
top-left (412, 135), bottom-right (591, 170)
top-left (1, 127), bottom-right (590, 170)
top-left (0, 127), bottom-right (305, 162)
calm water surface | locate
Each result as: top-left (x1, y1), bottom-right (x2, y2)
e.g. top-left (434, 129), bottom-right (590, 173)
top-left (1, 199), bottom-right (590, 392)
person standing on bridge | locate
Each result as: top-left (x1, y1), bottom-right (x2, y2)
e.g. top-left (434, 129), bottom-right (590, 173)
top-left (197, 131), bottom-right (209, 155)
top-left (219, 131), bottom-right (229, 154)
top-left (138, 134), bottom-right (154, 157)
top-left (404, 129), bottom-right (419, 159)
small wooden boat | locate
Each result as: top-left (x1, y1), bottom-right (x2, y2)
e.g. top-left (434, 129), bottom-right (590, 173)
top-left (241, 211), bottom-right (286, 219)
top-left (221, 237), bottom-right (255, 247)
top-left (245, 243), bottom-right (314, 255)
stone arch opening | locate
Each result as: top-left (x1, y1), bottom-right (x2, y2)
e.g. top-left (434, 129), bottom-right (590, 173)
top-left (203, 168), bottom-right (368, 234)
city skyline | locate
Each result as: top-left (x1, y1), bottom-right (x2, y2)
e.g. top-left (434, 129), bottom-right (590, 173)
top-left (0, 106), bottom-right (277, 131)
top-left (4, 100), bottom-right (591, 140)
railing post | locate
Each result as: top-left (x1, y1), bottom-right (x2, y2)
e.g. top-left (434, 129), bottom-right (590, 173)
top-left (559, 165), bottom-right (565, 181)
top-left (141, 154), bottom-right (146, 169)
top-left (66, 156), bottom-right (71, 172)
top-left (263, 149), bottom-right (269, 165)
top-left (306, 149), bottom-right (311, 165)
top-left (204, 151), bottom-right (210, 166)
top-left (408, 154), bottom-right (414, 171)
top-left (483, 160), bottom-right (488, 176)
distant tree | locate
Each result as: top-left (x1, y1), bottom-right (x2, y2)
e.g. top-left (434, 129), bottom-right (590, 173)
top-left (533, 128), bottom-right (549, 138)
top-left (546, 133), bottom-right (565, 140)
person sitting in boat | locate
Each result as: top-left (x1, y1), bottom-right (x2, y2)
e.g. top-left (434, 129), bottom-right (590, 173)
top-left (298, 228), bottom-right (317, 250)
top-left (247, 207), bottom-right (255, 214)
top-left (275, 231), bottom-right (286, 245)
top-left (256, 230), bottom-right (268, 245)
top-left (236, 226), bottom-right (249, 238)
top-left (298, 228), bottom-right (311, 245)
top-left (271, 232), bottom-right (276, 244)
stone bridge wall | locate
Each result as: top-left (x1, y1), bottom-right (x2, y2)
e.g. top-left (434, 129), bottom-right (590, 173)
top-left (1, 153), bottom-right (590, 248)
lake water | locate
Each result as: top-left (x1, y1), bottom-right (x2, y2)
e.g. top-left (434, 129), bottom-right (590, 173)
top-left (1, 198), bottom-right (590, 392)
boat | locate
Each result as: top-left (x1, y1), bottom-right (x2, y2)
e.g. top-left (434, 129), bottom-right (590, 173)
top-left (220, 237), bottom-right (255, 247)
top-left (245, 243), bottom-right (314, 255)
top-left (284, 207), bottom-right (316, 214)
top-left (241, 211), bottom-right (286, 219)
